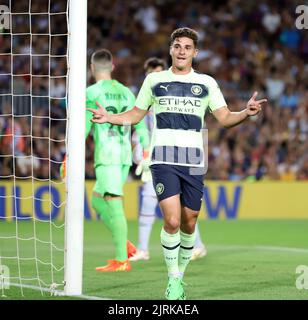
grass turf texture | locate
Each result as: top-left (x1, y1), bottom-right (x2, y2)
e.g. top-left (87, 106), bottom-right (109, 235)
top-left (1, 220), bottom-right (308, 300)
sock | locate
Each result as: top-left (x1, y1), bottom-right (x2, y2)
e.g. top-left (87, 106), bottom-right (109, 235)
top-left (160, 228), bottom-right (181, 278)
top-left (178, 230), bottom-right (196, 275)
top-left (92, 196), bottom-right (112, 231)
top-left (194, 223), bottom-right (204, 249)
top-left (92, 196), bottom-right (128, 262)
top-left (107, 199), bottom-right (128, 262)
top-left (138, 215), bottom-right (155, 251)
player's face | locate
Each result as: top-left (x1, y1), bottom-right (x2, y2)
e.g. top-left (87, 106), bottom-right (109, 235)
top-left (146, 65), bottom-right (164, 75)
top-left (170, 37), bottom-right (198, 73)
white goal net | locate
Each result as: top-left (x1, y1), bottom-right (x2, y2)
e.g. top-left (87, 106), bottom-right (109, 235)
top-left (0, 0), bottom-right (86, 297)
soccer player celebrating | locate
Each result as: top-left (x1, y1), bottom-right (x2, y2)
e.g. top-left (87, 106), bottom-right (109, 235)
top-left (85, 49), bottom-right (149, 272)
top-left (132, 57), bottom-right (207, 262)
top-left (87, 28), bottom-right (267, 299)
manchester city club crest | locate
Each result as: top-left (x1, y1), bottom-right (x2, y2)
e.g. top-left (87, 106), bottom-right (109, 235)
top-left (156, 183), bottom-right (165, 195)
top-left (191, 85), bottom-right (203, 96)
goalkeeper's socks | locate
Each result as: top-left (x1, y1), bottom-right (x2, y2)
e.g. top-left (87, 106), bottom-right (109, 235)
top-left (161, 228), bottom-right (181, 277)
top-left (92, 196), bottom-right (112, 232)
top-left (107, 199), bottom-right (128, 262)
top-left (178, 230), bottom-right (196, 274)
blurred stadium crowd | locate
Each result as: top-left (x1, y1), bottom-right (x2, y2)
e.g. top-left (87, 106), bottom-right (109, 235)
top-left (0, 0), bottom-right (307, 181)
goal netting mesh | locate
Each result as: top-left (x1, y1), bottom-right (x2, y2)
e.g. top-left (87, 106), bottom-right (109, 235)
top-left (0, 0), bottom-right (70, 297)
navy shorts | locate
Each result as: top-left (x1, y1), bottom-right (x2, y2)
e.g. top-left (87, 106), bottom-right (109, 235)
top-left (150, 164), bottom-right (204, 211)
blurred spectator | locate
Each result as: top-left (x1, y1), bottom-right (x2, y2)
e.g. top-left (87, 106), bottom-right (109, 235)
top-left (262, 5), bottom-right (281, 34)
top-left (279, 84), bottom-right (300, 109)
top-left (134, 0), bottom-right (159, 34)
top-left (0, 0), bottom-right (307, 181)
top-left (265, 66), bottom-right (286, 102)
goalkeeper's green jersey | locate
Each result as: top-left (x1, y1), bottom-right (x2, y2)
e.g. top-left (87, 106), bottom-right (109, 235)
top-left (86, 79), bottom-right (149, 166)
top-left (135, 68), bottom-right (227, 167)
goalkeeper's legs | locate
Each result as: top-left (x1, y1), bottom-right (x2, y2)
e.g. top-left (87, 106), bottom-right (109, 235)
top-left (104, 195), bottom-right (128, 262)
top-left (92, 194), bottom-right (128, 261)
top-left (93, 165), bottom-right (133, 271)
top-left (92, 195), bottom-right (112, 232)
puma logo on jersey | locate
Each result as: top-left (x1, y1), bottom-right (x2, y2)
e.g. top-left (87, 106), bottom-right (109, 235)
top-left (160, 84), bottom-right (170, 92)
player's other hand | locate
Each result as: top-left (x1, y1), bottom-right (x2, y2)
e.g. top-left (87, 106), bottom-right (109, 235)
top-left (135, 150), bottom-right (152, 182)
top-left (246, 91), bottom-right (267, 116)
top-left (86, 102), bottom-right (109, 123)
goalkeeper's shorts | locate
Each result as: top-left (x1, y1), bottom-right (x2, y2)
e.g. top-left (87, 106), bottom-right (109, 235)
top-left (150, 164), bottom-right (204, 211)
top-left (93, 165), bottom-right (130, 197)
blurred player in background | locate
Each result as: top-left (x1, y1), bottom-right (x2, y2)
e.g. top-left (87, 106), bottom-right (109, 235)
top-left (85, 49), bottom-right (149, 272)
top-left (131, 57), bottom-right (207, 262)
top-left (87, 28), bottom-right (266, 299)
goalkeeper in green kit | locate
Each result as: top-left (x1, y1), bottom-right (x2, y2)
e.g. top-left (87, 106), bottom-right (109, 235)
top-left (69, 49), bottom-right (149, 272)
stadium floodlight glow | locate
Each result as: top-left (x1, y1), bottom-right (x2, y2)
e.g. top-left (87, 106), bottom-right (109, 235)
top-left (64, 0), bottom-right (87, 296)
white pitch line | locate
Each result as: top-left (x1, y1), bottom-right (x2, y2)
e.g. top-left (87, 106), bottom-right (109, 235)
top-left (6, 245), bottom-right (308, 299)
top-left (254, 245), bottom-right (308, 253)
top-left (209, 244), bottom-right (308, 254)
top-left (9, 282), bottom-right (111, 300)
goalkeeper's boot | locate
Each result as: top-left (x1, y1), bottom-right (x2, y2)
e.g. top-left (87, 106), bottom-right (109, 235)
top-left (191, 245), bottom-right (207, 261)
top-left (127, 240), bottom-right (137, 259)
top-left (95, 259), bottom-right (131, 272)
top-left (165, 277), bottom-right (186, 300)
top-left (129, 249), bottom-right (150, 261)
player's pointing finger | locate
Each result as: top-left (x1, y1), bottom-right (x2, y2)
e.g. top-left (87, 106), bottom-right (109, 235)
top-left (86, 108), bottom-right (97, 114)
top-left (251, 91), bottom-right (258, 101)
top-left (95, 101), bottom-right (105, 110)
top-left (256, 99), bottom-right (267, 105)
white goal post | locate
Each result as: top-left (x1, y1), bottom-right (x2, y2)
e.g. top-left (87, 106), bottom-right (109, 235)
top-left (0, 0), bottom-right (87, 297)
top-left (64, 0), bottom-right (87, 296)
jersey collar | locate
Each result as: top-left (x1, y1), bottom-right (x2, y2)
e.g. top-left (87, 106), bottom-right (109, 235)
top-left (168, 67), bottom-right (194, 77)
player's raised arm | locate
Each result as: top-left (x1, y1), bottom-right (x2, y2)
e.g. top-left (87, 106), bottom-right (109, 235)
top-left (87, 102), bottom-right (148, 125)
top-left (213, 91), bottom-right (267, 128)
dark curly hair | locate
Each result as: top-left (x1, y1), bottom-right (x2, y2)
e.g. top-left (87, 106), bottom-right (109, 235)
top-left (170, 27), bottom-right (199, 48)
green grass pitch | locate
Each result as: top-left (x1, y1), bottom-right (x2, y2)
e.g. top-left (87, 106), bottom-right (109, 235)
top-left (1, 219), bottom-right (308, 300)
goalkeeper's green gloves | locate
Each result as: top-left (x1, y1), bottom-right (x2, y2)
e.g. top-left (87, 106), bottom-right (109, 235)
top-left (135, 150), bottom-right (152, 182)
